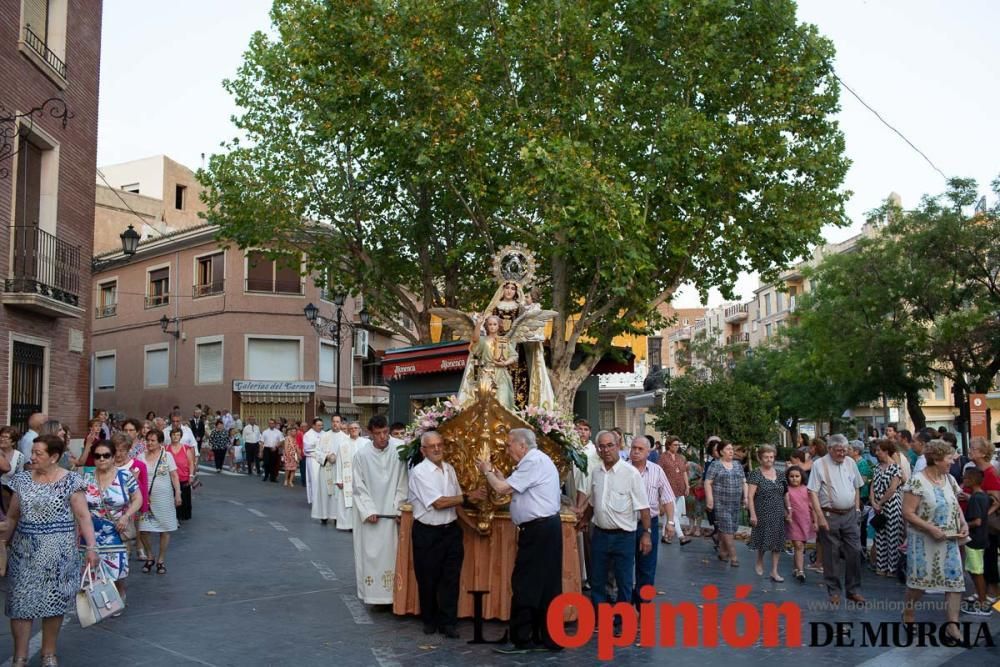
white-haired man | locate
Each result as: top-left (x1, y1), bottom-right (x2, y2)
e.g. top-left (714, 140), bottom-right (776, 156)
top-left (476, 428), bottom-right (562, 653)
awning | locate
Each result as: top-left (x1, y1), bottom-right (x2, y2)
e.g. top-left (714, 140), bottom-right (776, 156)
top-left (239, 392), bottom-right (312, 404)
top-left (383, 352), bottom-right (468, 379)
top-left (625, 390), bottom-right (663, 409)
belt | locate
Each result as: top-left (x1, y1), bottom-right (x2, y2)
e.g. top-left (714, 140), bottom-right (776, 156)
top-left (594, 526), bottom-right (630, 534)
top-left (517, 514), bottom-right (559, 528)
top-left (415, 520), bottom-right (457, 529)
top-left (823, 507), bottom-right (856, 515)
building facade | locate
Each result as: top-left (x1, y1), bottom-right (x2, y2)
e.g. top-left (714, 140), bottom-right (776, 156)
top-left (1, 0), bottom-right (103, 433)
top-left (91, 222), bottom-right (403, 426)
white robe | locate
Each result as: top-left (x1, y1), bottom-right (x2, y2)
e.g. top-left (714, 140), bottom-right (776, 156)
top-left (310, 432), bottom-right (339, 521)
top-left (334, 435), bottom-right (367, 531)
top-left (303, 428), bottom-right (323, 505)
top-left (352, 438), bottom-right (407, 604)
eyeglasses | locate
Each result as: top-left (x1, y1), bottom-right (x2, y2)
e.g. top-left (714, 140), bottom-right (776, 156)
top-left (93, 453), bottom-right (114, 460)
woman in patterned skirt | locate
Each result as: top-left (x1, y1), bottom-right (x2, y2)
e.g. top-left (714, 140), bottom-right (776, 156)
top-left (871, 439), bottom-right (904, 577)
top-left (3, 434), bottom-right (99, 667)
top-left (83, 441), bottom-right (143, 610)
top-left (139, 430), bottom-right (182, 575)
top-left (705, 441), bottom-right (747, 567)
top-left (747, 445), bottom-right (787, 581)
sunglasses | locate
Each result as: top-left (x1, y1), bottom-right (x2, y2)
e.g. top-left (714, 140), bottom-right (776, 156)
top-left (93, 452), bottom-right (114, 460)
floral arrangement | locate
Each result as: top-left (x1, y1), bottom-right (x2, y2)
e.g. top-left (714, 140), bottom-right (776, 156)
top-left (515, 405), bottom-right (588, 474)
top-left (396, 397), bottom-right (462, 465)
top-left (395, 398), bottom-right (588, 475)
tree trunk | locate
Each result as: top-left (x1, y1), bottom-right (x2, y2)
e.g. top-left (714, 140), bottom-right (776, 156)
top-left (550, 352), bottom-right (602, 413)
top-left (905, 388), bottom-right (926, 431)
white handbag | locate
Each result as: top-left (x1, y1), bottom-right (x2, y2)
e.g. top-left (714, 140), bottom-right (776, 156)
top-left (76, 562), bottom-right (124, 627)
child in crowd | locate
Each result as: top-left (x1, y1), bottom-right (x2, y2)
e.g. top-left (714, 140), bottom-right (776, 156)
top-left (228, 427), bottom-right (244, 473)
top-left (784, 465), bottom-right (814, 583)
top-left (961, 467), bottom-right (992, 616)
top-left (282, 425), bottom-right (300, 488)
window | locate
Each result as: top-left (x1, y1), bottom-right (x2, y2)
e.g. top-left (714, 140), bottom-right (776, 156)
top-left (194, 252), bottom-right (225, 297)
top-left (175, 185), bottom-right (187, 210)
top-left (776, 292), bottom-right (784, 312)
top-left (319, 340), bottom-right (337, 384)
top-left (20, 0), bottom-right (69, 84)
top-left (95, 352), bottom-right (116, 391)
top-left (599, 402), bottom-right (616, 431)
top-left (764, 293), bottom-right (772, 316)
top-left (196, 339), bottom-right (223, 384)
top-left (933, 374), bottom-right (946, 401)
top-left (121, 183), bottom-right (139, 194)
top-left (146, 266), bottom-right (169, 307)
top-left (245, 250), bottom-right (303, 295)
top-left (246, 338), bottom-right (300, 381)
top-left (144, 346), bottom-right (169, 388)
top-left (765, 323), bottom-right (773, 338)
top-left (96, 280), bottom-right (117, 318)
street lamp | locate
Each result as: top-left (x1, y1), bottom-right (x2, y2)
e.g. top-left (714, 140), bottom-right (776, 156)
top-left (91, 224), bottom-right (142, 271)
top-left (159, 314), bottom-right (180, 338)
top-left (303, 296), bottom-right (370, 415)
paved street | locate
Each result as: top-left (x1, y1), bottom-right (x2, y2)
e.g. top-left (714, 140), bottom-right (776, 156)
top-left (2, 472), bottom-right (998, 666)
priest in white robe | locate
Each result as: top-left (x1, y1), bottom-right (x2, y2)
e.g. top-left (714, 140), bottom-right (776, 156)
top-left (311, 429), bottom-right (339, 524)
top-left (352, 415), bottom-right (407, 605)
top-left (334, 422), bottom-right (368, 531)
top-left (302, 418), bottom-right (325, 505)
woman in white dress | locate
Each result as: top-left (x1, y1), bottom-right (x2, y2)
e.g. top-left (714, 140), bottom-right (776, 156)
top-left (138, 429), bottom-right (181, 575)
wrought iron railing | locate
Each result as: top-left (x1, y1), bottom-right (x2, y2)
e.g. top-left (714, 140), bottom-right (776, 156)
top-left (145, 294), bottom-right (169, 309)
top-left (5, 226), bottom-right (80, 307)
top-left (244, 278), bottom-right (304, 295)
top-left (24, 25), bottom-right (67, 79)
top-left (193, 280), bottom-right (225, 298)
top-left (95, 303), bottom-right (117, 318)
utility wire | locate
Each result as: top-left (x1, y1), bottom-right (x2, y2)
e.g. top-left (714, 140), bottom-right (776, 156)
top-left (96, 168), bottom-right (168, 236)
top-left (834, 73), bottom-right (949, 181)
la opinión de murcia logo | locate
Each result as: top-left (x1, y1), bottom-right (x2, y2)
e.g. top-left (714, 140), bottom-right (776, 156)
top-left (545, 586), bottom-right (995, 659)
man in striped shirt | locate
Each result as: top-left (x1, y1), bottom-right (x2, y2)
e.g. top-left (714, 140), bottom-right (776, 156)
top-left (629, 435), bottom-right (675, 605)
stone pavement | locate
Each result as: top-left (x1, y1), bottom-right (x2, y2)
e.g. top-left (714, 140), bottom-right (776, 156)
top-left (1, 472), bottom-right (998, 666)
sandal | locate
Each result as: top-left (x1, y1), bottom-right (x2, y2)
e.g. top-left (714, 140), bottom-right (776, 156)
top-left (41, 656), bottom-right (58, 667)
top-left (142, 559), bottom-right (155, 573)
top-left (12, 658), bottom-right (28, 667)
top-left (730, 559), bottom-right (739, 567)
top-left (156, 562), bottom-right (167, 574)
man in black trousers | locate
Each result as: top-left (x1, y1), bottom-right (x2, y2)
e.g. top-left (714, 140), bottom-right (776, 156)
top-left (407, 430), bottom-right (482, 638)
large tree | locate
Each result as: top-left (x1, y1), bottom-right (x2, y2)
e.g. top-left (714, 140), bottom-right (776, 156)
top-left (200, 0), bottom-right (849, 407)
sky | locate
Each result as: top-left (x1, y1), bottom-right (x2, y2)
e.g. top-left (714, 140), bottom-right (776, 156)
top-left (96, 0), bottom-right (1000, 307)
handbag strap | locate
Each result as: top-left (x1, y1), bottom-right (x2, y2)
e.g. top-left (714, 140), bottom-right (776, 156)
top-left (147, 451), bottom-right (163, 496)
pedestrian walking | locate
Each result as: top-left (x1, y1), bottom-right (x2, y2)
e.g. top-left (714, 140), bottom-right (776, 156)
top-left (260, 419), bottom-right (283, 483)
top-left (629, 435), bottom-right (670, 603)
top-left (139, 430), bottom-right (181, 575)
top-left (784, 466), bottom-right (814, 582)
top-left (747, 444), bottom-right (787, 582)
top-left (283, 425), bottom-right (301, 487)
top-left (242, 416), bottom-right (262, 476)
top-left (166, 428), bottom-right (195, 520)
top-left (871, 440), bottom-right (904, 577)
top-left (207, 420), bottom-right (229, 473)
top-left (705, 441), bottom-right (747, 567)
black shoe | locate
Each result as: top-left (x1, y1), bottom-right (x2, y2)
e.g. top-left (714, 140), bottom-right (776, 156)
top-left (440, 626), bottom-right (460, 639)
top-left (423, 624), bottom-right (436, 635)
top-left (493, 645), bottom-right (534, 655)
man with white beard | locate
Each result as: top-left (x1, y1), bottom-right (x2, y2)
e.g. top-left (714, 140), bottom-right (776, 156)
top-left (334, 421), bottom-right (368, 531)
top-left (302, 417), bottom-right (325, 504)
top-left (352, 414), bottom-right (407, 605)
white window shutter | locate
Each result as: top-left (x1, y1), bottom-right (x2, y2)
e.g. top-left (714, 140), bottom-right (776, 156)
top-left (197, 342), bottom-right (223, 384)
top-left (319, 342), bottom-right (335, 384)
top-left (246, 339), bottom-right (300, 381)
top-left (96, 355), bottom-right (116, 390)
top-left (145, 349), bottom-right (169, 387)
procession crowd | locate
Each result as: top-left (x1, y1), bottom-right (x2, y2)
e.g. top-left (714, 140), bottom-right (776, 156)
top-left (1, 404), bottom-right (998, 662)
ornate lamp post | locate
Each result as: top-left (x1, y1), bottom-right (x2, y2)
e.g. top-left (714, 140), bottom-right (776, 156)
top-left (304, 295), bottom-right (370, 415)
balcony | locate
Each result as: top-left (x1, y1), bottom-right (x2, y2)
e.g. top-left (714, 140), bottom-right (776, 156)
top-left (245, 278), bottom-right (304, 296)
top-left (193, 280), bottom-right (225, 298)
top-left (352, 384), bottom-right (390, 406)
top-left (726, 332), bottom-right (750, 345)
top-left (1, 226), bottom-right (83, 318)
top-left (95, 304), bottom-right (117, 319)
top-left (145, 294), bottom-right (169, 309)
top-left (669, 326), bottom-right (692, 343)
top-left (724, 303), bottom-right (748, 322)
top-left (23, 24), bottom-right (67, 81)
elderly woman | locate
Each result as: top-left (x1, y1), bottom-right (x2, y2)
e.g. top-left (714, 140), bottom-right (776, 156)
top-left (659, 437), bottom-right (692, 545)
top-left (1, 426), bottom-right (23, 515)
top-left (3, 434), bottom-right (99, 666)
top-left (748, 445), bottom-right (787, 581)
top-left (901, 440), bottom-right (968, 641)
top-left (112, 433), bottom-right (148, 560)
top-left (139, 430), bottom-right (182, 575)
top-left (705, 441), bottom-right (748, 567)
top-left (82, 441), bottom-right (142, 609)
top-left (963, 437), bottom-right (1000, 602)
top-left (871, 440), bottom-right (904, 577)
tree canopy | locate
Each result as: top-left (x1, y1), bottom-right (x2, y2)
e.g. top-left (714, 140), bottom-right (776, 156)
top-left (200, 0), bottom-right (849, 405)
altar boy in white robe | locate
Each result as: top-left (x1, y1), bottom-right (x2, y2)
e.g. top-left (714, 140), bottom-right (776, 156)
top-left (352, 414), bottom-right (408, 605)
top-left (311, 428), bottom-right (340, 524)
top-left (334, 422), bottom-right (368, 531)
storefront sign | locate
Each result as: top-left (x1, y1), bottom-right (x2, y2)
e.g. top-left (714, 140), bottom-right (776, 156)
top-left (233, 380), bottom-right (317, 393)
top-left (383, 354), bottom-right (468, 379)
top-left (970, 393), bottom-right (988, 439)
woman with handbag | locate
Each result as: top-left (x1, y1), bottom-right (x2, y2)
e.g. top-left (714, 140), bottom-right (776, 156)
top-left (82, 442), bottom-right (142, 612)
top-left (871, 440), bottom-right (904, 577)
top-left (3, 434), bottom-right (100, 667)
top-left (167, 427), bottom-right (196, 520)
top-left (139, 430), bottom-right (182, 575)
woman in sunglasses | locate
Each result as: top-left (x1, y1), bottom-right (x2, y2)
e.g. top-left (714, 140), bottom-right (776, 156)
top-left (82, 441), bottom-right (142, 607)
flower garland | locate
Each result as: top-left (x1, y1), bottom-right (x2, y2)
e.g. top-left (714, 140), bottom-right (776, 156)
top-left (396, 399), bottom-right (588, 474)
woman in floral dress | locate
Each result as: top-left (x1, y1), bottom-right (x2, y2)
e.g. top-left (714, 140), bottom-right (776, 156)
top-left (901, 441), bottom-right (968, 640)
top-left (82, 441), bottom-right (143, 605)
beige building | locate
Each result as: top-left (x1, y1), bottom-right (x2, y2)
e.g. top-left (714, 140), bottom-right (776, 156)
top-left (94, 155), bottom-right (206, 254)
top-left (91, 221), bottom-right (404, 426)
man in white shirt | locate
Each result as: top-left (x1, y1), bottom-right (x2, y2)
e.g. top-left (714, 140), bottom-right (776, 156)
top-left (577, 430), bottom-right (651, 615)
top-left (18, 412), bottom-right (45, 461)
top-left (629, 435), bottom-right (672, 604)
top-left (476, 428), bottom-right (563, 653)
top-left (808, 434), bottom-right (865, 606)
top-left (303, 418), bottom-right (325, 505)
top-left (260, 419), bottom-right (284, 483)
top-left (242, 416), bottom-right (262, 476)
top-left (169, 411), bottom-right (198, 449)
top-left (221, 409), bottom-right (235, 432)
top-left (408, 430), bottom-right (480, 639)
